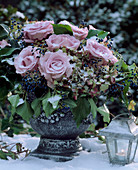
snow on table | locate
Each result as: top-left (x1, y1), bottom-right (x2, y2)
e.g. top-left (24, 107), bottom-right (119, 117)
top-left (0, 134), bottom-right (138, 170)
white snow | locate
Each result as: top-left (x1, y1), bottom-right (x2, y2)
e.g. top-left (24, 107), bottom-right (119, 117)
top-left (0, 134), bottom-right (138, 170)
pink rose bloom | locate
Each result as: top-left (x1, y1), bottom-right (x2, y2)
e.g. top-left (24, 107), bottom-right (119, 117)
top-left (59, 20), bottom-right (88, 40)
top-left (39, 50), bottom-right (72, 88)
top-left (14, 46), bottom-right (39, 74)
top-left (86, 39), bottom-right (118, 65)
top-left (0, 40), bottom-right (10, 48)
top-left (23, 21), bottom-right (54, 43)
top-left (46, 34), bottom-right (80, 51)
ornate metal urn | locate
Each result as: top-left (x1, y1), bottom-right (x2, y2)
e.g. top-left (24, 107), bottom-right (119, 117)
top-left (30, 108), bottom-right (92, 161)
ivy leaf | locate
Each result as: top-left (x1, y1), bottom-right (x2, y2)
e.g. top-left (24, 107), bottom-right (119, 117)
top-left (0, 24), bottom-right (9, 40)
top-left (87, 30), bottom-right (99, 38)
top-left (88, 98), bottom-right (97, 118)
top-left (31, 98), bottom-right (41, 117)
top-left (42, 99), bottom-right (55, 117)
top-left (121, 61), bottom-right (128, 72)
top-left (98, 30), bottom-right (109, 39)
top-left (16, 101), bottom-right (33, 123)
top-left (87, 29), bottom-right (109, 39)
top-left (48, 95), bottom-right (61, 109)
top-left (97, 104), bottom-right (110, 123)
top-left (0, 48), bottom-right (20, 58)
top-left (52, 24), bottom-right (73, 35)
top-left (71, 98), bottom-right (90, 127)
top-left (0, 76), bottom-right (13, 101)
top-left (8, 94), bottom-right (20, 117)
top-left (8, 94), bottom-right (20, 108)
top-left (62, 98), bottom-right (77, 108)
top-left (122, 80), bottom-right (131, 107)
top-left (42, 91), bottom-right (54, 117)
top-left (0, 75), bottom-right (10, 82)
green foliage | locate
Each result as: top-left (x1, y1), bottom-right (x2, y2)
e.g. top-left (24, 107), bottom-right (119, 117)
top-left (87, 30), bottom-right (108, 39)
top-left (42, 91), bottom-right (55, 117)
top-left (48, 95), bottom-right (61, 109)
top-left (0, 24), bottom-right (9, 40)
top-left (63, 98), bottom-right (77, 108)
top-left (16, 101), bottom-right (33, 123)
top-left (88, 98), bottom-right (97, 118)
top-left (0, 48), bottom-right (20, 58)
top-left (71, 97), bottom-right (91, 127)
top-left (52, 24), bottom-right (73, 35)
top-left (0, 141), bottom-right (30, 160)
top-left (0, 76), bottom-right (13, 101)
top-left (31, 98), bottom-right (41, 117)
top-left (97, 105), bottom-right (110, 123)
top-left (0, 116), bottom-right (25, 137)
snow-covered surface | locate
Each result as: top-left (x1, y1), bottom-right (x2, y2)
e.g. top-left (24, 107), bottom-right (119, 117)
top-left (0, 134), bottom-right (138, 170)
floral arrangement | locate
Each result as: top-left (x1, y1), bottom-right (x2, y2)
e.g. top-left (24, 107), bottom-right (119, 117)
top-left (0, 19), bottom-right (137, 126)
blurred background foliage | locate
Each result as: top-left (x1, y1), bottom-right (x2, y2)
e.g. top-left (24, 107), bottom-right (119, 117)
top-left (0, 0), bottom-right (137, 64)
top-left (0, 0), bottom-right (137, 136)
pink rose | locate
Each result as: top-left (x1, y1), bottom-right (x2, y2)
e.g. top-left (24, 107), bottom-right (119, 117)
top-left (0, 40), bottom-right (10, 48)
top-left (14, 46), bottom-right (39, 74)
top-left (23, 21), bottom-right (54, 43)
top-left (39, 50), bottom-right (72, 88)
top-left (86, 39), bottom-right (118, 65)
top-left (59, 20), bottom-right (88, 40)
top-left (46, 34), bottom-right (80, 51)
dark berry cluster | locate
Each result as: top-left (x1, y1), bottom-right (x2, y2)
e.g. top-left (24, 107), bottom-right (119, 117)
top-left (21, 70), bottom-right (47, 98)
top-left (10, 18), bottom-right (25, 48)
top-left (108, 82), bottom-right (125, 97)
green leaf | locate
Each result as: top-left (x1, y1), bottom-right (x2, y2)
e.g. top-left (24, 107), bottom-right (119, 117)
top-left (0, 150), bottom-right (8, 160)
top-left (121, 61), bottom-right (128, 72)
top-left (1, 57), bottom-right (15, 65)
top-left (7, 151), bottom-right (17, 160)
top-left (71, 98), bottom-right (90, 127)
top-left (128, 63), bottom-right (136, 71)
top-left (0, 48), bottom-right (20, 57)
top-left (98, 30), bottom-right (109, 39)
top-left (97, 104), bottom-right (110, 123)
top-left (88, 98), bottom-right (97, 118)
top-left (8, 94), bottom-right (20, 117)
top-left (0, 75), bottom-right (10, 82)
top-left (87, 30), bottom-right (99, 38)
top-left (0, 24), bottom-right (9, 40)
top-left (16, 101), bottom-right (33, 123)
top-left (87, 29), bottom-right (109, 39)
top-left (8, 94), bottom-right (19, 108)
top-left (48, 95), bottom-right (61, 109)
top-left (63, 98), bottom-right (77, 108)
top-left (114, 59), bottom-right (123, 71)
top-left (31, 98), bottom-right (41, 117)
top-left (52, 24), bottom-right (73, 35)
top-left (87, 123), bottom-right (95, 132)
top-left (100, 84), bottom-right (109, 92)
top-left (1, 118), bottom-right (10, 131)
top-left (122, 80), bottom-right (131, 107)
top-left (42, 91), bottom-right (54, 117)
top-left (0, 76), bottom-right (13, 101)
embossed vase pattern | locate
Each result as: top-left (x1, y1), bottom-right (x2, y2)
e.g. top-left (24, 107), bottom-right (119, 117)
top-left (30, 108), bottom-right (92, 161)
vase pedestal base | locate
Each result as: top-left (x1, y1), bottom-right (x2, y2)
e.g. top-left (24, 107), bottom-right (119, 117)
top-left (29, 137), bottom-right (82, 162)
